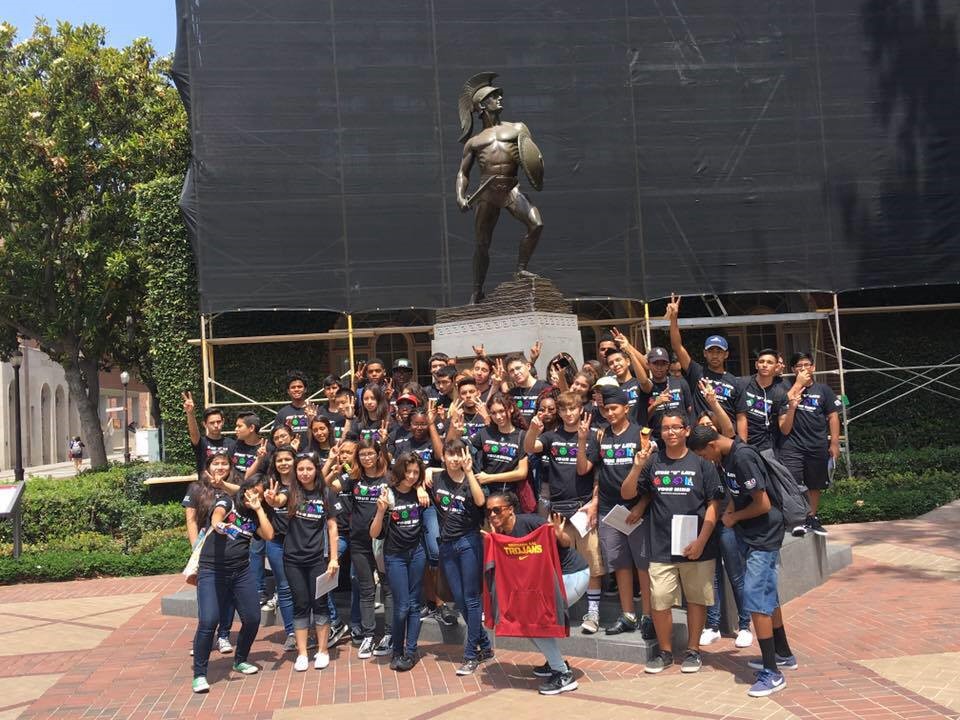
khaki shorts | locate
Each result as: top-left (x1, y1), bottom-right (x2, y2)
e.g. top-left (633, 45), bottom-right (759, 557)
top-left (561, 522), bottom-right (604, 577)
top-left (648, 559), bottom-right (716, 612)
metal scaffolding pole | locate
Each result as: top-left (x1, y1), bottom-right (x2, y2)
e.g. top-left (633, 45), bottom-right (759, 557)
top-left (833, 294), bottom-right (852, 477)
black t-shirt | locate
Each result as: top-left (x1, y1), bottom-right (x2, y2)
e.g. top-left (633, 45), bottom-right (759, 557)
top-left (639, 450), bottom-right (722, 563)
top-left (270, 482), bottom-right (292, 536)
top-left (389, 429), bottom-right (438, 467)
top-left (586, 421), bottom-right (643, 515)
top-left (430, 471), bottom-right (484, 542)
top-left (509, 380), bottom-right (550, 424)
top-left (341, 473), bottom-right (389, 546)
top-left (181, 482), bottom-right (226, 528)
top-left (383, 487), bottom-right (425, 555)
top-left (684, 360), bottom-right (740, 423)
top-left (356, 418), bottom-right (393, 444)
top-left (619, 377), bottom-right (641, 417)
top-left (460, 410), bottom-right (488, 440)
top-left (231, 440), bottom-right (261, 477)
top-left (199, 494), bottom-right (263, 571)
top-left (638, 377), bottom-right (693, 441)
top-left (192, 435), bottom-right (236, 478)
top-left (333, 472), bottom-right (354, 536)
top-left (539, 427), bottom-right (594, 503)
top-left (720, 440), bottom-right (784, 551)
top-left (471, 426), bottom-right (526, 495)
top-left (320, 407), bottom-right (348, 440)
top-left (276, 403), bottom-right (311, 445)
top-left (778, 382), bottom-right (840, 455)
top-left (736, 377), bottom-right (787, 451)
top-left (503, 514), bottom-right (589, 575)
top-left (284, 486), bottom-right (342, 564)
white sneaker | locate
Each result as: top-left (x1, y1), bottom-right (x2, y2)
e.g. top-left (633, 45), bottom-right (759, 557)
top-left (217, 637), bottom-right (234, 654)
top-left (699, 628), bottom-right (721, 646)
top-left (735, 629), bottom-right (754, 648)
top-left (294, 654), bottom-right (309, 672)
top-left (314, 651), bottom-right (330, 669)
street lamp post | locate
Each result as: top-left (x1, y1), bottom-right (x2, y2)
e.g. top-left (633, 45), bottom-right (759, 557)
top-left (120, 370), bottom-right (130, 463)
top-left (9, 351), bottom-right (24, 484)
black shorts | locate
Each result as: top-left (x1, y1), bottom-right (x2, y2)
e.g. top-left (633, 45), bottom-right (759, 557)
top-left (780, 450), bottom-right (831, 491)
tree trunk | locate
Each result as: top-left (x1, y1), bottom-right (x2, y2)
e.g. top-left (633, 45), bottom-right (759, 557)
top-left (63, 356), bottom-right (108, 468)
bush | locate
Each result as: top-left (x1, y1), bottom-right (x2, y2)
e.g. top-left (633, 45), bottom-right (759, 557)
top-left (0, 462), bottom-right (192, 546)
top-left (0, 540), bottom-right (189, 584)
top-left (819, 470), bottom-right (960, 524)
top-left (134, 527), bottom-right (187, 553)
top-left (846, 446), bottom-right (960, 478)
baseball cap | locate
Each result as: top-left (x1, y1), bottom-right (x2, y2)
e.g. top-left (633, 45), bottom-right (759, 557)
top-left (593, 376), bottom-right (619, 389)
top-left (704, 335), bottom-right (728, 351)
top-left (647, 347), bottom-right (670, 363)
top-left (393, 358), bottom-right (412, 370)
top-left (601, 386), bottom-right (630, 406)
top-left (396, 392), bottom-right (420, 406)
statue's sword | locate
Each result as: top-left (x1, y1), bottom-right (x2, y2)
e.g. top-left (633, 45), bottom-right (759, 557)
top-left (464, 175), bottom-right (498, 207)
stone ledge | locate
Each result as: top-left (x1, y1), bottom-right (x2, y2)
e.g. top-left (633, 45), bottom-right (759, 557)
top-left (435, 274), bottom-right (571, 324)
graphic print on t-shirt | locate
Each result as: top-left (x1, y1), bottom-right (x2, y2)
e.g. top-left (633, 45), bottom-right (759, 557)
top-left (222, 506), bottom-right (256, 539)
top-left (651, 467), bottom-right (698, 491)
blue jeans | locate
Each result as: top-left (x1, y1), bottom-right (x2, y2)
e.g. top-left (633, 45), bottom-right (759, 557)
top-left (422, 506), bottom-right (440, 567)
top-left (737, 535), bottom-right (781, 616)
top-left (384, 544), bottom-right (427, 656)
top-left (707, 525), bottom-right (751, 632)
top-left (530, 568), bottom-right (590, 672)
top-left (325, 536), bottom-right (348, 625)
top-left (265, 537), bottom-right (295, 635)
top-left (249, 538), bottom-right (266, 597)
top-left (439, 532), bottom-right (490, 660)
top-left (193, 564), bottom-right (260, 677)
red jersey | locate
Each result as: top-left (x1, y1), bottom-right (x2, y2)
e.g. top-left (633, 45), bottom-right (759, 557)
top-left (482, 523), bottom-right (569, 638)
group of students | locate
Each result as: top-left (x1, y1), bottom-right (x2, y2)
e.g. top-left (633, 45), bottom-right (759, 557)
top-left (181, 297), bottom-right (842, 699)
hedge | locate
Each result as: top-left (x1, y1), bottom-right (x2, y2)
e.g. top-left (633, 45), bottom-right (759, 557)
top-left (819, 470), bottom-right (960, 524)
top-left (0, 541), bottom-right (188, 584)
top-left (0, 461), bottom-right (192, 547)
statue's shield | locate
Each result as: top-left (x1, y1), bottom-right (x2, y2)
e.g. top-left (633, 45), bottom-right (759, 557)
top-left (518, 132), bottom-right (544, 191)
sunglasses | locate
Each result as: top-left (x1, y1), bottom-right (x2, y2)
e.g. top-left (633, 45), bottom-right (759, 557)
top-left (486, 506), bottom-right (509, 516)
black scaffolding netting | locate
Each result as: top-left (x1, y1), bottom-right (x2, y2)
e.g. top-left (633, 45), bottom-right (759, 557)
top-left (172, 0), bottom-right (960, 314)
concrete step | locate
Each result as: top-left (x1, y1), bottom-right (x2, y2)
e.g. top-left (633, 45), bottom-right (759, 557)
top-left (163, 533), bottom-right (852, 663)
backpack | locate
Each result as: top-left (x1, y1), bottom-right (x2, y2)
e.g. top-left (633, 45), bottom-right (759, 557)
top-left (740, 445), bottom-right (809, 529)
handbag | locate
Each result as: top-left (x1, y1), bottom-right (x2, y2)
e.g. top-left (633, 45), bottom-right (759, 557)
top-left (182, 528), bottom-right (209, 586)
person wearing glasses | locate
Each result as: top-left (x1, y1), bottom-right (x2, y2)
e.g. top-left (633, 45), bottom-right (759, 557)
top-left (484, 491), bottom-right (589, 695)
top-left (778, 352), bottom-right (842, 537)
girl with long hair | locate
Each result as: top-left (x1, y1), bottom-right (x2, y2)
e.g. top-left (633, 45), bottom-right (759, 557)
top-left (282, 454), bottom-right (342, 671)
top-left (370, 451), bottom-right (428, 671)
top-left (261, 445), bottom-right (298, 650)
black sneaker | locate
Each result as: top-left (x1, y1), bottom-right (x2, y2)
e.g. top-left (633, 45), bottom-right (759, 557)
top-left (395, 653), bottom-right (417, 672)
top-left (329, 621), bottom-right (349, 647)
top-left (538, 670), bottom-right (578, 695)
top-left (532, 660), bottom-right (570, 678)
top-left (476, 646), bottom-right (495, 662)
top-left (438, 603), bottom-right (458, 626)
top-left (456, 658), bottom-right (481, 675)
top-left (640, 614), bottom-right (656, 640)
top-left (604, 614), bottom-right (638, 635)
top-left (680, 649), bottom-right (702, 673)
top-left (792, 517), bottom-right (812, 537)
top-left (350, 628), bottom-right (364, 646)
top-left (644, 650), bottom-right (674, 674)
top-left (810, 515), bottom-right (828, 537)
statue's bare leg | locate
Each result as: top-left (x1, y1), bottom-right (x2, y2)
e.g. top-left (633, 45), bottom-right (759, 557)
top-left (506, 188), bottom-right (543, 276)
top-left (472, 201), bottom-right (501, 303)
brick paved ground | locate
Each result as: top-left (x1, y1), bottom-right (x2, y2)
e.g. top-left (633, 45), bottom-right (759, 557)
top-left (3, 501), bottom-right (959, 720)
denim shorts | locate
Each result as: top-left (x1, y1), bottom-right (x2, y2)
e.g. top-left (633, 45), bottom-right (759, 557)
top-left (739, 539), bottom-right (781, 616)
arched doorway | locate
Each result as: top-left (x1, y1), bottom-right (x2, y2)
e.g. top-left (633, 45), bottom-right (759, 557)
top-left (40, 384), bottom-right (52, 465)
top-left (55, 386), bottom-right (68, 462)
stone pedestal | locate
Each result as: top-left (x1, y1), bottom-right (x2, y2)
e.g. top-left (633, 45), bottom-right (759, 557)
top-left (433, 275), bottom-right (583, 374)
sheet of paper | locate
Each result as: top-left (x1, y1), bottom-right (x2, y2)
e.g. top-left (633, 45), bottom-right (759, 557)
top-left (671, 514), bottom-right (699, 556)
top-left (315, 570), bottom-right (339, 600)
top-left (568, 508), bottom-right (591, 538)
top-left (601, 504), bottom-right (642, 535)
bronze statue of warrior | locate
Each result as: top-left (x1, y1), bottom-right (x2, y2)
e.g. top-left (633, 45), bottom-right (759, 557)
top-left (456, 72), bottom-right (544, 304)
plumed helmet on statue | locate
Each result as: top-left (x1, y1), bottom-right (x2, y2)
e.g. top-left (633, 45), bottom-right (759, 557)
top-left (458, 72), bottom-right (500, 143)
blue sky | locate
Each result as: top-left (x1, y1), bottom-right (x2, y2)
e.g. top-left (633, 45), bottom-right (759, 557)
top-left (2, 0), bottom-right (176, 55)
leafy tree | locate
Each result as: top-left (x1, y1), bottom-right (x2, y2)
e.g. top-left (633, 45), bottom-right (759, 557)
top-left (0, 20), bottom-right (188, 467)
